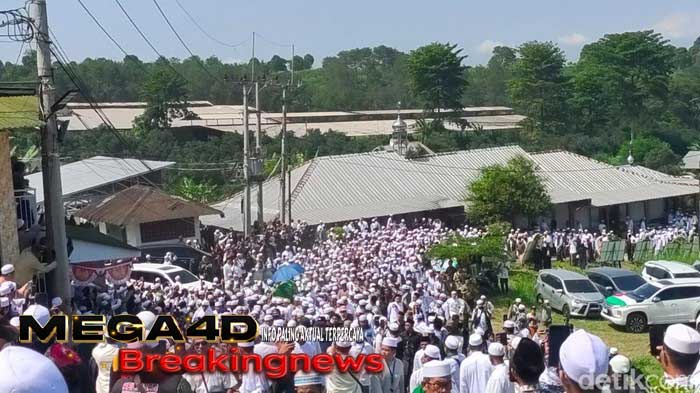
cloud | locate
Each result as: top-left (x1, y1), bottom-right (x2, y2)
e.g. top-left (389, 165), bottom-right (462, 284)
top-left (476, 40), bottom-right (504, 54)
top-left (558, 33), bottom-right (588, 46)
top-left (653, 13), bottom-right (700, 39)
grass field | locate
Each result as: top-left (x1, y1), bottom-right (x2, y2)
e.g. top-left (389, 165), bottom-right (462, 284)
top-left (486, 261), bottom-right (663, 377)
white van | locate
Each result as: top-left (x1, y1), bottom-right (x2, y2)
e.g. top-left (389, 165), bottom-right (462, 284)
top-left (641, 260), bottom-right (700, 282)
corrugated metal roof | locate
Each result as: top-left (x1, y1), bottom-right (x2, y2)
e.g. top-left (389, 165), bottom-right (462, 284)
top-left (203, 147), bottom-right (700, 231)
top-left (75, 185), bottom-right (222, 226)
top-left (27, 156), bottom-right (175, 204)
top-left (0, 95), bottom-right (41, 129)
top-left (530, 151), bottom-right (698, 206)
top-left (203, 146), bottom-right (528, 230)
top-left (683, 151), bottom-right (700, 170)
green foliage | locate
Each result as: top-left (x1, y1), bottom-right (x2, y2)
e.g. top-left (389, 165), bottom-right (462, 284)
top-left (464, 46), bottom-right (516, 106)
top-left (169, 176), bottom-right (221, 204)
top-left (609, 135), bottom-right (680, 173)
top-left (465, 155), bottom-right (552, 224)
top-left (136, 65), bottom-right (192, 130)
top-left (508, 41), bottom-right (569, 134)
top-left (425, 232), bottom-right (506, 265)
top-left (407, 43), bottom-right (467, 119)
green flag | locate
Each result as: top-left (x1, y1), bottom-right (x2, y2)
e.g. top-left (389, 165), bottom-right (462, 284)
top-left (272, 280), bottom-right (297, 300)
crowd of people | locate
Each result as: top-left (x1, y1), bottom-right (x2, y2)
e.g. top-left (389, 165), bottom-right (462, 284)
top-left (2, 216), bottom-right (700, 392)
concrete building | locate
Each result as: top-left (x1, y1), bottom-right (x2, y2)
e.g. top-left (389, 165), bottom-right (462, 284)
top-left (75, 185), bottom-right (222, 248)
top-left (203, 146), bottom-right (698, 232)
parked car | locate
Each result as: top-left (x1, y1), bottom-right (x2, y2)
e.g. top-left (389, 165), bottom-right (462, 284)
top-left (641, 260), bottom-right (700, 282)
top-left (131, 263), bottom-right (212, 290)
top-left (140, 244), bottom-right (211, 273)
top-left (535, 269), bottom-right (606, 318)
top-left (586, 267), bottom-right (646, 297)
top-left (602, 278), bottom-right (700, 333)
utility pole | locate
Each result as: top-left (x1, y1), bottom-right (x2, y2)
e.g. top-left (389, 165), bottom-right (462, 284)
top-left (31, 0), bottom-right (70, 306)
top-left (255, 82), bottom-right (263, 228)
top-left (242, 84), bottom-right (252, 236)
top-left (251, 32), bottom-right (255, 81)
top-left (279, 86), bottom-right (287, 224)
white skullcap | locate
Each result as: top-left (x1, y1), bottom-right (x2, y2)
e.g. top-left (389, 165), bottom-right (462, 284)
top-left (238, 341), bottom-right (255, 348)
top-left (503, 320), bottom-right (515, 329)
top-left (335, 341), bottom-right (352, 348)
top-left (515, 298), bottom-right (522, 303)
top-left (488, 342), bottom-right (506, 357)
top-left (609, 347), bottom-right (618, 357)
top-left (0, 346), bottom-right (68, 393)
top-left (518, 304), bottom-right (526, 311)
top-left (476, 299), bottom-right (484, 306)
top-left (22, 304), bottom-right (50, 326)
top-left (358, 314), bottom-right (367, 322)
top-left (294, 370), bottom-right (324, 387)
top-left (609, 355), bottom-right (631, 374)
top-left (9, 316), bottom-right (19, 328)
top-left (445, 336), bottom-right (460, 350)
top-left (137, 311), bottom-right (157, 332)
top-left (382, 337), bottom-right (399, 348)
top-left (560, 330), bottom-right (609, 390)
top-left (664, 324), bottom-right (700, 354)
top-left (273, 319), bottom-right (285, 327)
top-left (510, 336), bottom-right (522, 351)
top-left (424, 345), bottom-right (441, 360)
top-left (388, 322), bottom-right (400, 331)
top-left (428, 315), bottom-right (436, 323)
top-left (0, 264), bottom-right (14, 275)
top-left (480, 295), bottom-right (486, 300)
top-left (51, 297), bottom-right (62, 307)
top-left (468, 333), bottom-right (483, 347)
top-left (422, 360), bottom-right (452, 378)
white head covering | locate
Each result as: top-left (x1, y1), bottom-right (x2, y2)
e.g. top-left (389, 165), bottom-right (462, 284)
top-left (609, 355), bottom-right (631, 374)
top-left (488, 342), bottom-right (506, 357)
top-left (0, 264), bottom-right (14, 275)
top-left (382, 337), bottom-right (399, 348)
top-left (294, 370), bottom-right (324, 387)
top-left (424, 345), bottom-right (441, 360)
top-left (664, 324), bottom-right (700, 354)
top-left (422, 360), bottom-right (452, 378)
top-left (560, 330), bottom-right (609, 390)
top-left (0, 346), bottom-right (69, 393)
top-left (22, 304), bottom-right (50, 326)
top-left (469, 333), bottom-right (483, 347)
top-left (445, 336), bottom-right (460, 350)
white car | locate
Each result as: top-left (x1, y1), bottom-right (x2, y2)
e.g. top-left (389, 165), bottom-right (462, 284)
top-left (601, 278), bottom-right (700, 333)
top-left (641, 260), bottom-right (700, 282)
top-left (131, 263), bottom-right (212, 290)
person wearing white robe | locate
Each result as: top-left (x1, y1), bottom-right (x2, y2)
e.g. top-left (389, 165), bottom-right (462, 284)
top-left (459, 334), bottom-right (493, 393)
top-left (379, 337), bottom-right (405, 393)
top-left (444, 336), bottom-right (465, 393)
top-left (409, 345), bottom-right (441, 392)
top-left (484, 343), bottom-right (514, 393)
top-left (325, 342), bottom-right (365, 393)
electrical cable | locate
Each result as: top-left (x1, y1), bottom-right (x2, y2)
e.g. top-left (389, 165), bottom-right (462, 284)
top-left (172, 0), bottom-right (249, 49)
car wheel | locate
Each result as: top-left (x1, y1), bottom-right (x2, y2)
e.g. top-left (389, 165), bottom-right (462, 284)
top-left (562, 304), bottom-right (570, 318)
top-left (536, 294), bottom-right (543, 304)
top-left (626, 313), bottom-right (647, 333)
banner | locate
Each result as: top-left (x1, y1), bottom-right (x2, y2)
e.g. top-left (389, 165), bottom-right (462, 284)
top-left (71, 259), bottom-right (134, 285)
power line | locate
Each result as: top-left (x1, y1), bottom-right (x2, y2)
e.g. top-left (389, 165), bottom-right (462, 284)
top-left (254, 32), bottom-right (292, 49)
top-left (75, 0), bottom-right (128, 56)
top-left (172, 0), bottom-right (249, 50)
top-left (149, 0), bottom-right (221, 83)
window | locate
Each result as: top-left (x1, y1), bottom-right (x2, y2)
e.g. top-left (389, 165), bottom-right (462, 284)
top-left (167, 270), bottom-right (199, 284)
top-left (589, 273), bottom-right (613, 289)
top-left (646, 266), bottom-right (671, 280)
top-left (140, 218), bottom-right (195, 243)
top-left (564, 279), bottom-right (598, 293)
top-left (629, 283), bottom-right (661, 302)
top-left (673, 272), bottom-right (700, 279)
top-left (657, 288), bottom-right (685, 301)
top-left (678, 286), bottom-right (700, 299)
top-left (612, 275), bottom-right (646, 291)
top-left (550, 276), bottom-right (563, 290)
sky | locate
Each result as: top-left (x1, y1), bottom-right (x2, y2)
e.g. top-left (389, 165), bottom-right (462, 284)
top-left (2, 0), bottom-right (700, 66)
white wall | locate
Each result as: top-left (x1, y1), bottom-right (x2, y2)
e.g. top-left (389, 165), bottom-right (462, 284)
top-left (125, 223), bottom-right (142, 247)
top-left (70, 239), bottom-right (140, 264)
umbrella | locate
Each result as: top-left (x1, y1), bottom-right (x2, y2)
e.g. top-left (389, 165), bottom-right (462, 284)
top-left (272, 280), bottom-right (297, 300)
top-left (288, 263), bottom-right (305, 274)
top-left (272, 265), bottom-right (303, 283)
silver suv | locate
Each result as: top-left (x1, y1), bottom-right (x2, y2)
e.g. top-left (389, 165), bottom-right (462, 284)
top-left (536, 269), bottom-right (605, 318)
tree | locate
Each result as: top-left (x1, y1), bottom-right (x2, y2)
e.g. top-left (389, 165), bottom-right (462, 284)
top-left (575, 31), bottom-right (675, 127)
top-left (136, 64), bottom-right (192, 130)
top-left (508, 41), bottom-right (569, 134)
top-left (612, 135), bottom-right (680, 173)
top-left (407, 43), bottom-right (467, 121)
top-left (465, 155), bottom-right (552, 224)
top-left (268, 55), bottom-right (288, 73)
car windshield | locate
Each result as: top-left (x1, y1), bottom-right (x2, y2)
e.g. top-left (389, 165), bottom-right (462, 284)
top-left (564, 279), bottom-right (598, 293)
top-left (674, 272), bottom-right (700, 279)
top-left (612, 275), bottom-right (646, 291)
top-left (629, 283), bottom-right (661, 301)
top-left (166, 269), bottom-right (199, 284)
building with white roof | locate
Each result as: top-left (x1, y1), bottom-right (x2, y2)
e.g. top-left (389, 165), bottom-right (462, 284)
top-left (203, 146), bottom-right (698, 231)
